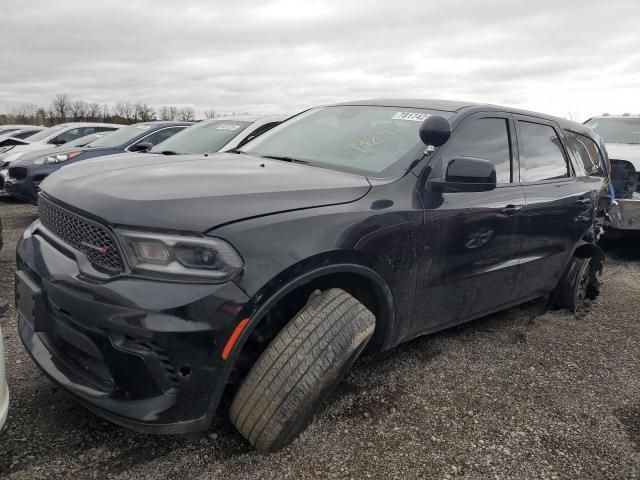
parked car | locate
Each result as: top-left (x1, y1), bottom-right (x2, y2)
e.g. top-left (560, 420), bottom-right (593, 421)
top-left (0, 130), bottom-right (121, 198)
top-left (0, 215), bottom-right (7, 430)
top-left (584, 114), bottom-right (640, 233)
top-left (16, 99), bottom-right (608, 452)
top-left (0, 125), bottom-right (45, 143)
top-left (149, 116), bottom-right (285, 156)
top-left (0, 122), bottom-right (121, 175)
top-left (5, 121), bottom-right (190, 203)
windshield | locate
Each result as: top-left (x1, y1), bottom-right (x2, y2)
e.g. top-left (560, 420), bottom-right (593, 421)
top-left (89, 123), bottom-right (152, 148)
top-left (26, 125), bottom-right (67, 142)
top-left (240, 106), bottom-right (444, 176)
top-left (149, 120), bottom-right (251, 154)
top-left (585, 118), bottom-right (640, 144)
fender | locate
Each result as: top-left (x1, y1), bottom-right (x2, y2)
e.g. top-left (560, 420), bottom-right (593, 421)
top-left (206, 262), bottom-right (395, 420)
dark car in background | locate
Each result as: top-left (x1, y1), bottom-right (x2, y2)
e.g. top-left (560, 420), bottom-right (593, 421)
top-left (5, 121), bottom-right (189, 203)
top-left (585, 114), bottom-right (640, 234)
top-left (16, 99), bottom-right (608, 453)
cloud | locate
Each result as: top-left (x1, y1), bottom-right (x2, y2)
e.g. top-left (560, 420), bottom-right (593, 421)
top-left (1, 0), bottom-right (639, 120)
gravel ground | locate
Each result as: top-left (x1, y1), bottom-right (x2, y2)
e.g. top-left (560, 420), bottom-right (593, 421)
top-left (0, 200), bottom-right (638, 479)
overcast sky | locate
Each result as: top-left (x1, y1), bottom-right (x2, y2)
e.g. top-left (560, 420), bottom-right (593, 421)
top-left (1, 0), bottom-right (638, 121)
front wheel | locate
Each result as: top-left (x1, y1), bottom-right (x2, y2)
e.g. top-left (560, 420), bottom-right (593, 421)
top-left (228, 288), bottom-right (375, 453)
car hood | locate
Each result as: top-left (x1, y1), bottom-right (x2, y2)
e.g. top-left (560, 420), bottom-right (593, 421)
top-left (40, 152), bottom-right (371, 232)
top-left (605, 143), bottom-right (640, 170)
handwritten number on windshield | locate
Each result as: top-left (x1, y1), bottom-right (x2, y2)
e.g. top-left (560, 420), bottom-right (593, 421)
top-left (348, 127), bottom-right (402, 153)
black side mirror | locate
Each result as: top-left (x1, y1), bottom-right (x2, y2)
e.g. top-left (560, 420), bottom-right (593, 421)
top-left (430, 157), bottom-right (497, 193)
top-left (419, 115), bottom-right (451, 147)
top-left (130, 141), bottom-right (153, 152)
top-left (50, 137), bottom-right (67, 146)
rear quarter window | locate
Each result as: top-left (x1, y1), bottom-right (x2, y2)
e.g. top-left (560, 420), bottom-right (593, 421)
top-left (564, 131), bottom-right (605, 177)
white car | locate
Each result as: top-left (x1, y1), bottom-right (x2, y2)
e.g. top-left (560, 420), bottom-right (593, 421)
top-left (0, 124), bottom-right (122, 196)
top-left (585, 114), bottom-right (640, 232)
top-left (0, 125), bottom-right (45, 143)
top-left (0, 322), bottom-right (7, 430)
top-left (0, 122), bottom-right (121, 164)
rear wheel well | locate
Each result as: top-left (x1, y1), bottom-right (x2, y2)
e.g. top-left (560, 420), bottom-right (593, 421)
top-left (220, 271), bottom-right (392, 408)
top-left (573, 242), bottom-right (605, 273)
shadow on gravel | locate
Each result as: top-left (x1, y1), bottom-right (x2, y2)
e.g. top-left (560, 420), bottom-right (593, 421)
top-left (615, 404), bottom-right (640, 452)
top-left (601, 233), bottom-right (640, 262)
top-left (328, 297), bottom-right (552, 421)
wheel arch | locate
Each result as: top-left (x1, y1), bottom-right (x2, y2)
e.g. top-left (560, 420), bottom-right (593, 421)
top-left (572, 240), bottom-right (605, 273)
top-left (210, 255), bottom-right (396, 418)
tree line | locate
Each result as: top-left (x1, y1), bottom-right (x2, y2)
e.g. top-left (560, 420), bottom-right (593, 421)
top-left (0, 94), bottom-right (247, 126)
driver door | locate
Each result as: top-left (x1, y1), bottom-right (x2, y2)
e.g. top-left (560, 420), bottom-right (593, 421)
top-left (410, 112), bottom-right (526, 336)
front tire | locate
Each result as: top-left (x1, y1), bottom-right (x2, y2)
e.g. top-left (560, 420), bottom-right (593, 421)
top-left (229, 288), bottom-right (375, 453)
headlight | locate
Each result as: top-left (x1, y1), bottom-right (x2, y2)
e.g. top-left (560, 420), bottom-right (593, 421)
top-left (0, 146), bottom-right (14, 154)
top-left (117, 230), bottom-right (243, 281)
top-left (34, 151), bottom-right (81, 165)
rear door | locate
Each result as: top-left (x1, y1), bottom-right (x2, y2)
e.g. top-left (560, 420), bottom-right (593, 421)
top-left (513, 116), bottom-right (592, 298)
top-left (411, 112), bottom-right (526, 335)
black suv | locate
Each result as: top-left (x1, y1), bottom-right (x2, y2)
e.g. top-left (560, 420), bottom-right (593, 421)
top-left (16, 100), bottom-right (608, 452)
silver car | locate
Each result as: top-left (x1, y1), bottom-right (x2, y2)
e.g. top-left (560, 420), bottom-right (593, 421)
top-left (585, 114), bottom-right (640, 232)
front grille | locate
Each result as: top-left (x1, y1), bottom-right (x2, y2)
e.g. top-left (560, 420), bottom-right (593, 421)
top-left (8, 166), bottom-right (27, 180)
top-left (38, 195), bottom-right (124, 273)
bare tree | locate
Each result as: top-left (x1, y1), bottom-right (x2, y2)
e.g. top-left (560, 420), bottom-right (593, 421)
top-left (204, 109), bottom-right (216, 119)
top-left (114, 102), bottom-right (136, 122)
top-left (87, 102), bottom-right (101, 121)
top-left (102, 104), bottom-right (112, 122)
top-left (158, 105), bottom-right (180, 121)
top-left (135, 102), bottom-right (155, 122)
top-left (177, 106), bottom-right (195, 121)
top-left (51, 94), bottom-right (70, 121)
top-left (70, 100), bottom-right (89, 121)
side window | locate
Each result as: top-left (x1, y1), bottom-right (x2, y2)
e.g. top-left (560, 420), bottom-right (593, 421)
top-left (518, 121), bottom-right (570, 182)
top-left (564, 131), bottom-right (605, 177)
top-left (95, 126), bottom-right (118, 133)
top-left (444, 117), bottom-right (512, 183)
top-left (51, 128), bottom-right (81, 144)
top-left (13, 130), bottom-right (38, 139)
top-left (79, 127), bottom-right (96, 136)
top-left (135, 127), bottom-right (185, 147)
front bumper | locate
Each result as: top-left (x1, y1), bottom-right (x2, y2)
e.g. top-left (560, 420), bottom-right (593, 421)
top-left (607, 194), bottom-right (640, 231)
top-left (17, 222), bottom-right (250, 433)
top-left (4, 163), bottom-right (54, 204)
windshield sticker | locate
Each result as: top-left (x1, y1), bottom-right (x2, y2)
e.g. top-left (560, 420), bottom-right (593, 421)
top-left (348, 127), bottom-right (403, 153)
top-left (391, 112), bottom-right (430, 122)
top-left (136, 125), bottom-right (151, 130)
top-left (217, 124), bottom-right (241, 131)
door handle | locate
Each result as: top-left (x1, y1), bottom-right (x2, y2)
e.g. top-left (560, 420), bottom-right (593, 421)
top-left (575, 198), bottom-right (592, 206)
top-left (501, 204), bottom-right (523, 215)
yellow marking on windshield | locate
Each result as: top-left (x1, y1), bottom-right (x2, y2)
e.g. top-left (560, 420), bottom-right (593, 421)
top-left (348, 127), bottom-right (403, 153)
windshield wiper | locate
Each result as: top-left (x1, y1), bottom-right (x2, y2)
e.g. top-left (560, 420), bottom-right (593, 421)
top-left (160, 150), bottom-right (178, 155)
top-left (261, 154), bottom-right (309, 164)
